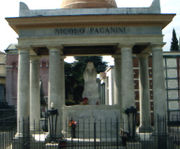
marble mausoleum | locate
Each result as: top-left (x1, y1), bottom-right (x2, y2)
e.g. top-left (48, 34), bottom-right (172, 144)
top-left (6, 0), bottom-right (175, 137)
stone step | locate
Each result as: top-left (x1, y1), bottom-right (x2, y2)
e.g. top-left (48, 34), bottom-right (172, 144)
top-left (45, 143), bottom-right (126, 149)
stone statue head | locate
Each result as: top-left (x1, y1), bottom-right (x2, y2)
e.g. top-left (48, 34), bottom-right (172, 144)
top-left (86, 62), bottom-right (94, 70)
top-left (83, 62), bottom-right (97, 81)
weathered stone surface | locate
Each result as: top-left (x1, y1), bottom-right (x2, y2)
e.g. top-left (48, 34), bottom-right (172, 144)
top-left (63, 105), bottom-right (121, 138)
top-left (138, 54), bottom-right (152, 132)
top-left (121, 46), bottom-right (135, 132)
top-left (152, 45), bottom-right (167, 133)
top-left (19, 26), bottom-right (162, 38)
top-left (48, 48), bottom-right (65, 136)
top-left (17, 49), bottom-right (30, 134)
top-left (30, 56), bottom-right (40, 131)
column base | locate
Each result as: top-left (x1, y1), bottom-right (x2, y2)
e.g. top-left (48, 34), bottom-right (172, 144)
top-left (30, 121), bottom-right (41, 133)
top-left (138, 126), bottom-right (153, 133)
top-left (45, 132), bottom-right (64, 143)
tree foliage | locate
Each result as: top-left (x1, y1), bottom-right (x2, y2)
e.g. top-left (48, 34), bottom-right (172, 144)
top-left (74, 56), bottom-right (107, 73)
top-left (65, 56), bottom-right (107, 105)
top-left (170, 29), bottom-right (179, 51)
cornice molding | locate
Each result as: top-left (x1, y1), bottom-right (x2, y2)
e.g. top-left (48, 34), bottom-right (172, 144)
top-left (6, 14), bottom-right (175, 34)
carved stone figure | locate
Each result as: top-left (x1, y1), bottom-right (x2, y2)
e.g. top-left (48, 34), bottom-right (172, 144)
top-left (82, 62), bottom-right (100, 105)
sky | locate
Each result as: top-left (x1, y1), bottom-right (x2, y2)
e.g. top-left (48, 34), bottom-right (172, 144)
top-left (0, 0), bottom-right (179, 63)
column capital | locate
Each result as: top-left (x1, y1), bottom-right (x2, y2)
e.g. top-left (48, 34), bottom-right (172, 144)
top-left (16, 45), bottom-right (31, 55)
top-left (30, 55), bottom-right (40, 62)
top-left (137, 52), bottom-right (150, 59)
top-left (151, 43), bottom-right (165, 51)
top-left (18, 49), bottom-right (30, 55)
top-left (16, 45), bottom-right (31, 51)
top-left (47, 45), bottom-right (63, 50)
top-left (48, 46), bottom-right (64, 55)
top-left (118, 43), bottom-right (134, 49)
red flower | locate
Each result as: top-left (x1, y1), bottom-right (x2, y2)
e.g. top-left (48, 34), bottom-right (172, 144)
top-left (69, 120), bottom-right (77, 127)
top-left (83, 97), bottom-right (88, 105)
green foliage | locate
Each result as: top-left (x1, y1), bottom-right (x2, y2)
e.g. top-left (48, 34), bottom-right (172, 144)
top-left (65, 56), bottom-right (107, 105)
top-left (170, 29), bottom-right (179, 51)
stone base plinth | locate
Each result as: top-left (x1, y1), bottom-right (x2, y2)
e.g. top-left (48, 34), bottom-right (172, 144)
top-left (46, 141), bottom-right (126, 149)
top-left (63, 105), bottom-right (121, 138)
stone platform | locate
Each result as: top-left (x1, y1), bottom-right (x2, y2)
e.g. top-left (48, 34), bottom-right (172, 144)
top-left (62, 105), bottom-right (121, 138)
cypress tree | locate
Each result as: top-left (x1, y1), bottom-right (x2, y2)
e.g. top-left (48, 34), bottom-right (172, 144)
top-left (170, 29), bottom-right (179, 51)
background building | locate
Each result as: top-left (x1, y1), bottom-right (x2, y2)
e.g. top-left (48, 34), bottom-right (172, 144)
top-left (164, 52), bottom-right (180, 123)
top-left (102, 57), bottom-right (153, 125)
top-left (5, 44), bottom-right (49, 117)
top-left (0, 51), bottom-right (6, 104)
top-left (0, 48), bottom-right (16, 125)
top-left (104, 53), bottom-right (180, 124)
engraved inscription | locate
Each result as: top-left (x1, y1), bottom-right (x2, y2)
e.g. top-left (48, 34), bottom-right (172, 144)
top-left (54, 27), bottom-right (127, 36)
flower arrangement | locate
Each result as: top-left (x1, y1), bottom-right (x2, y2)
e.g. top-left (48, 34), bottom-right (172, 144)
top-left (68, 120), bottom-right (77, 128)
top-left (69, 119), bottom-right (77, 138)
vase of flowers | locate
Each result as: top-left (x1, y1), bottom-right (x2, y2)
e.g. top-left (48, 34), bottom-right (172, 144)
top-left (69, 119), bottom-right (77, 138)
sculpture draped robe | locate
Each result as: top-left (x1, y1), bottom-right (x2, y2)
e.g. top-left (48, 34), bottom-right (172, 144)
top-left (82, 62), bottom-right (100, 105)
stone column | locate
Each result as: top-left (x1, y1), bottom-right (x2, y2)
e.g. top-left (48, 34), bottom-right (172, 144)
top-left (152, 44), bottom-right (167, 133)
top-left (48, 47), bottom-right (65, 137)
top-left (114, 55), bottom-right (121, 105)
top-left (30, 56), bottom-right (40, 131)
top-left (105, 78), bottom-right (109, 105)
top-left (60, 56), bottom-right (65, 104)
top-left (113, 55), bottom-right (123, 124)
top-left (138, 53), bottom-right (152, 132)
top-left (17, 47), bottom-right (30, 135)
top-left (121, 45), bottom-right (135, 133)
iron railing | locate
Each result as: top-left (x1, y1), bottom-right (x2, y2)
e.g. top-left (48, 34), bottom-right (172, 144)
top-left (0, 117), bottom-right (180, 149)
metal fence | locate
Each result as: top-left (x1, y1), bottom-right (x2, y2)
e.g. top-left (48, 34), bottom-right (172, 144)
top-left (0, 129), bottom-right (16, 149)
top-left (0, 117), bottom-right (180, 149)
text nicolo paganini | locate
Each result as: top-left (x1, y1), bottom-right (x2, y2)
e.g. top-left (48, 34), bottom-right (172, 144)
top-left (54, 27), bottom-right (127, 36)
